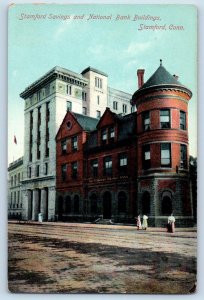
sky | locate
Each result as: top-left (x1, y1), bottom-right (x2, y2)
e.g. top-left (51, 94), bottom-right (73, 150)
top-left (8, 3), bottom-right (197, 164)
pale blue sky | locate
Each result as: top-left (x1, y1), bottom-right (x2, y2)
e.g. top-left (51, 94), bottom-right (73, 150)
top-left (8, 4), bottom-right (197, 163)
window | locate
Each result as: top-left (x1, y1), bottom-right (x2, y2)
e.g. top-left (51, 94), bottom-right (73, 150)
top-left (96, 110), bottom-right (101, 119)
top-left (14, 175), bottom-right (16, 186)
top-left (97, 95), bottom-right (100, 105)
top-left (109, 127), bottom-right (115, 142)
top-left (113, 101), bottom-right (118, 110)
top-left (28, 167), bottom-right (32, 178)
top-left (61, 139), bottom-right (67, 154)
top-left (46, 102), bottom-right (50, 122)
top-left (45, 163), bottom-right (48, 175)
top-left (160, 109), bottom-right (170, 128)
top-left (180, 111), bottom-right (186, 130)
top-left (67, 101), bottom-right (72, 111)
top-left (82, 91), bottom-right (87, 101)
top-left (18, 173), bottom-right (20, 184)
top-left (161, 143), bottom-right (171, 167)
top-left (103, 156), bottom-right (112, 176)
top-left (131, 106), bottom-right (136, 113)
top-left (90, 194), bottom-right (97, 214)
top-left (72, 136), bottom-right (78, 151)
top-left (36, 165), bottom-right (40, 177)
top-left (143, 111), bottom-right (150, 131)
top-left (180, 144), bottom-right (187, 169)
top-left (95, 77), bottom-right (102, 89)
top-left (101, 129), bottom-right (107, 145)
top-left (119, 153), bottom-right (128, 175)
top-left (61, 164), bottom-right (67, 181)
top-left (72, 162), bottom-right (78, 179)
top-left (142, 144), bottom-right (151, 169)
top-left (11, 177), bottom-right (13, 187)
top-left (91, 159), bottom-right (98, 177)
top-left (67, 85), bottom-right (72, 95)
top-left (82, 107), bottom-right (87, 115)
top-left (122, 104), bottom-right (127, 114)
top-left (74, 195), bottom-right (80, 213)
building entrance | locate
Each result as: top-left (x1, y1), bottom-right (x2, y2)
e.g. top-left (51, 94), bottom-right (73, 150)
top-left (103, 192), bottom-right (112, 219)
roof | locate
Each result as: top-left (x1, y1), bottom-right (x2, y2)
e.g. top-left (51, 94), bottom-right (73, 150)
top-left (8, 157), bottom-right (23, 171)
top-left (85, 112), bottom-right (136, 151)
top-left (74, 113), bottom-right (98, 132)
top-left (142, 65), bottom-right (182, 89)
top-left (20, 66), bottom-right (88, 99)
top-left (132, 61), bottom-right (192, 100)
top-left (81, 66), bottom-right (108, 77)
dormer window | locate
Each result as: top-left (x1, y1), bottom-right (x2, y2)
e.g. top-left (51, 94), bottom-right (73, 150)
top-left (101, 129), bottom-right (107, 145)
top-left (109, 127), bottom-right (115, 142)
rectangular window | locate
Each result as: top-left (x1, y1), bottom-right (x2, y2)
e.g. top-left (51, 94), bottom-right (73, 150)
top-left (95, 77), bottom-right (102, 89)
top-left (82, 91), bottom-right (87, 101)
top-left (160, 109), bottom-right (170, 128)
top-left (91, 159), bottom-right (98, 177)
top-left (180, 144), bottom-right (187, 169)
top-left (82, 107), bottom-right (87, 115)
top-left (119, 153), bottom-right (128, 175)
top-left (123, 104), bottom-right (127, 114)
top-left (67, 85), bottom-right (72, 95)
top-left (36, 165), bottom-right (40, 177)
top-left (143, 144), bottom-right (151, 169)
top-left (97, 95), bottom-right (100, 105)
top-left (61, 164), bottom-right (67, 181)
top-left (72, 161), bottom-right (78, 179)
top-left (103, 156), bottom-right (112, 176)
top-left (109, 127), bottom-right (115, 142)
top-left (46, 102), bottom-right (50, 122)
top-left (113, 101), bottom-right (118, 110)
top-left (28, 167), bottom-right (31, 178)
top-left (96, 110), bottom-right (101, 119)
top-left (180, 111), bottom-right (186, 130)
top-left (67, 101), bottom-right (72, 111)
top-left (101, 129), bottom-right (107, 145)
top-left (61, 139), bottom-right (67, 154)
top-left (143, 111), bottom-right (150, 131)
top-left (72, 136), bottom-right (78, 151)
top-left (45, 163), bottom-right (48, 175)
top-left (161, 143), bottom-right (171, 167)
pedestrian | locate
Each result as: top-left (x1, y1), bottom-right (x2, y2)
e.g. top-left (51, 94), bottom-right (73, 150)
top-left (167, 213), bottom-right (175, 233)
top-left (142, 214), bottom-right (148, 230)
top-left (136, 214), bottom-right (142, 230)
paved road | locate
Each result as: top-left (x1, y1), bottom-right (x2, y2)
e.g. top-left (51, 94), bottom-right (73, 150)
top-left (8, 222), bottom-right (197, 294)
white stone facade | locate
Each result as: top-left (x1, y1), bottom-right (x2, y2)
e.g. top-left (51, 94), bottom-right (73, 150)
top-left (8, 157), bottom-right (24, 219)
top-left (19, 65), bottom-right (133, 220)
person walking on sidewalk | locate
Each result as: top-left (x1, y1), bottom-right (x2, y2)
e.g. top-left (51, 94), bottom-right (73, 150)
top-left (136, 214), bottom-right (142, 230)
top-left (142, 214), bottom-right (148, 230)
top-left (167, 213), bottom-right (176, 233)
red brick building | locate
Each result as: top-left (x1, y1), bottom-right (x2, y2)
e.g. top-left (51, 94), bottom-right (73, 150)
top-left (56, 61), bottom-right (194, 226)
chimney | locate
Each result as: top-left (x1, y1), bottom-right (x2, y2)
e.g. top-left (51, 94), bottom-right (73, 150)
top-left (137, 69), bottom-right (145, 88)
top-left (173, 74), bottom-right (179, 81)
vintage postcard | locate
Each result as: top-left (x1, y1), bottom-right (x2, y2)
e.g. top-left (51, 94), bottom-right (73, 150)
top-left (8, 3), bottom-right (197, 294)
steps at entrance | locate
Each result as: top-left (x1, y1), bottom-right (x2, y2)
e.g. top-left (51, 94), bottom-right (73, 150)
top-left (93, 218), bottom-right (114, 225)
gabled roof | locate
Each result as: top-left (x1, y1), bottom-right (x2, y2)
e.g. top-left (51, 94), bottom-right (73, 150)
top-left (74, 113), bottom-right (98, 132)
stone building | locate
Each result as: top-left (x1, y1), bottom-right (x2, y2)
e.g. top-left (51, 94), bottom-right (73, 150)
top-left (8, 157), bottom-right (23, 219)
top-left (19, 66), bottom-right (132, 221)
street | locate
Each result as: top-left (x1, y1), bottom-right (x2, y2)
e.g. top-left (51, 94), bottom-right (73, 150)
top-left (8, 221), bottom-right (196, 294)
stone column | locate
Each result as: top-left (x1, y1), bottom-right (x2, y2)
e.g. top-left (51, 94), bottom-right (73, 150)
top-left (32, 189), bottom-right (40, 220)
top-left (22, 189), bottom-right (29, 220)
top-left (48, 186), bottom-right (56, 221)
top-left (41, 188), bottom-right (48, 221)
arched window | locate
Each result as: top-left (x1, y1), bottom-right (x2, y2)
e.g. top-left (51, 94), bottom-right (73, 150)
top-left (118, 191), bottom-right (127, 213)
top-left (162, 195), bottom-right (172, 215)
top-left (90, 193), bottom-right (97, 214)
top-left (64, 196), bottom-right (72, 213)
top-left (74, 195), bottom-right (80, 214)
top-left (142, 191), bottom-right (150, 215)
